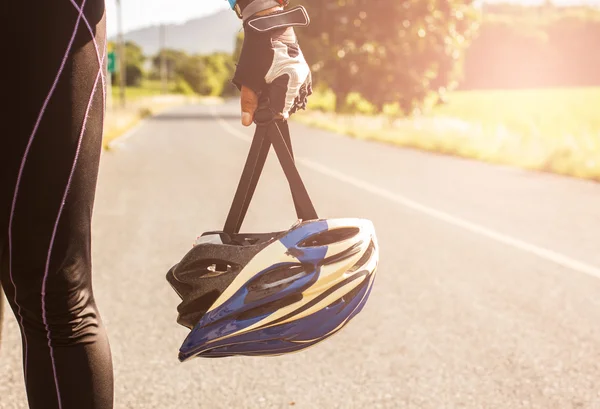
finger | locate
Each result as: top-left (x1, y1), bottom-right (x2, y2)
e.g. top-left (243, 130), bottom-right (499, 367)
top-left (241, 86), bottom-right (258, 127)
top-left (266, 71), bottom-right (312, 119)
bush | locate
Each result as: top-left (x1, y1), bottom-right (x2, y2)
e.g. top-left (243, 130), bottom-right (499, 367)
top-left (172, 77), bottom-right (196, 96)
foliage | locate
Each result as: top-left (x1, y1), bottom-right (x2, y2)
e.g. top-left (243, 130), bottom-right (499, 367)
top-left (108, 41), bottom-right (146, 86)
top-left (290, 0), bottom-right (481, 114)
top-left (149, 49), bottom-right (235, 96)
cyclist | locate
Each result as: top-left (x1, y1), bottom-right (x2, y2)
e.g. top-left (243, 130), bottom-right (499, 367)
top-left (0, 0), bottom-right (311, 408)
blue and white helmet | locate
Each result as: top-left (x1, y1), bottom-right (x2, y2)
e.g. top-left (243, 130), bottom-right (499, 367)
top-left (166, 217), bottom-right (378, 361)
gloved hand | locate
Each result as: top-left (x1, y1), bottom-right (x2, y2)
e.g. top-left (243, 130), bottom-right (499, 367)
top-left (232, 6), bottom-right (313, 126)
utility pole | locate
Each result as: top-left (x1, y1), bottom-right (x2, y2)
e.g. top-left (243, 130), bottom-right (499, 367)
top-left (116, 0), bottom-right (126, 107)
top-left (106, 43), bottom-right (114, 111)
top-left (160, 23), bottom-right (168, 94)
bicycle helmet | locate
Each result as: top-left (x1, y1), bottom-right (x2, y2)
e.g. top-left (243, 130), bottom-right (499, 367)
top-left (167, 99), bottom-right (379, 361)
top-left (167, 217), bottom-right (378, 361)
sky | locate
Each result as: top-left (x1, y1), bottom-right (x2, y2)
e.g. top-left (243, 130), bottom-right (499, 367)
top-left (105, 0), bottom-right (230, 37)
top-left (104, 0), bottom-right (600, 37)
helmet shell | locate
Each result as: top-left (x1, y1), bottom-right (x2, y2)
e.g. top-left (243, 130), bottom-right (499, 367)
top-left (167, 218), bottom-right (378, 361)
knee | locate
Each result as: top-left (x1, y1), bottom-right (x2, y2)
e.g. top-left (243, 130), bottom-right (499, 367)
top-left (16, 288), bottom-right (102, 345)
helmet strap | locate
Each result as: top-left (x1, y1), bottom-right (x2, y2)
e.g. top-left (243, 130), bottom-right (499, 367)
top-left (223, 98), bottom-right (318, 235)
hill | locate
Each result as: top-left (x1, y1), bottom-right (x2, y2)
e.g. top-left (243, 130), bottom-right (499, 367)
top-left (115, 9), bottom-right (241, 57)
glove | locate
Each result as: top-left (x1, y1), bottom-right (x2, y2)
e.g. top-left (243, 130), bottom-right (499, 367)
top-left (232, 6), bottom-right (312, 125)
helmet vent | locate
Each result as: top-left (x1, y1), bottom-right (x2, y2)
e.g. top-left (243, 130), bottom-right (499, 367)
top-left (321, 241), bottom-right (364, 265)
top-left (347, 241), bottom-right (375, 273)
top-left (237, 293), bottom-right (303, 321)
top-left (328, 277), bottom-right (365, 307)
top-left (245, 264), bottom-right (309, 303)
top-left (176, 259), bottom-right (237, 281)
top-left (298, 227), bottom-right (360, 247)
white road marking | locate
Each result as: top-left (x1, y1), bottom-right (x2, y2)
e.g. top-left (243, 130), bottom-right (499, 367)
top-left (210, 104), bottom-right (600, 280)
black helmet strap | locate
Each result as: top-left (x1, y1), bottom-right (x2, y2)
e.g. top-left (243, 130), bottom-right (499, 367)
top-left (223, 101), bottom-right (319, 236)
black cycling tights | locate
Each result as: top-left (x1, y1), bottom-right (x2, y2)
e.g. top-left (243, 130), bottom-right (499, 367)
top-left (1, 1), bottom-right (113, 408)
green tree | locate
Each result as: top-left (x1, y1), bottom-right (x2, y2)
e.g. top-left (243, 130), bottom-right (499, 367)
top-left (150, 48), bottom-right (190, 82)
top-left (291, 0), bottom-right (480, 114)
top-left (177, 54), bottom-right (206, 94)
top-left (201, 52), bottom-right (236, 96)
top-left (151, 49), bottom-right (236, 97)
top-left (109, 40), bottom-right (146, 86)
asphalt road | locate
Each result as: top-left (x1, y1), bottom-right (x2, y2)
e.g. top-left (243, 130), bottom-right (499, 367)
top-left (2, 100), bottom-right (600, 409)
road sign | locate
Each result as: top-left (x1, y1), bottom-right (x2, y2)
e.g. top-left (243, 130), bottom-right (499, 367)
top-left (108, 51), bottom-right (116, 74)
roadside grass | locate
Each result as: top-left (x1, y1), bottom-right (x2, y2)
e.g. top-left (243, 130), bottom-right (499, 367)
top-left (109, 79), bottom-right (184, 101)
top-left (294, 87), bottom-right (600, 182)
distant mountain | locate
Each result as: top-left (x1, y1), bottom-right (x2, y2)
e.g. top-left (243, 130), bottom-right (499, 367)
top-left (115, 10), bottom-right (242, 57)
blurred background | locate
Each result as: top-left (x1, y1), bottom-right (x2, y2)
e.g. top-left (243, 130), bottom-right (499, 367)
top-left (104, 0), bottom-right (600, 181)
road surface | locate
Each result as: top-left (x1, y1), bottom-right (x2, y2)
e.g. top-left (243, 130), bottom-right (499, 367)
top-left (2, 100), bottom-right (600, 409)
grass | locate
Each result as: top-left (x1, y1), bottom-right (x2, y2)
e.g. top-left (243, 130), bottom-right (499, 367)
top-left (109, 79), bottom-right (181, 101)
top-left (294, 87), bottom-right (600, 182)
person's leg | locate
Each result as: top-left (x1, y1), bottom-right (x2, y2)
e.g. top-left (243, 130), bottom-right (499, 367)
top-left (0, 282), bottom-right (4, 349)
top-left (0, 1), bottom-right (113, 408)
